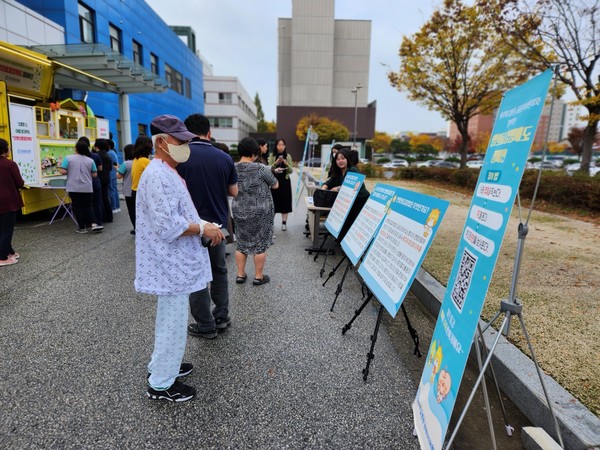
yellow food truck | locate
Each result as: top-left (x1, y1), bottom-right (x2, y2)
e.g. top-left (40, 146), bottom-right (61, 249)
top-left (0, 42), bottom-right (108, 215)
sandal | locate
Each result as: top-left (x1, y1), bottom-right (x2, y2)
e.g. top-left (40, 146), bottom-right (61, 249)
top-left (253, 275), bottom-right (270, 286)
top-left (236, 274), bottom-right (247, 284)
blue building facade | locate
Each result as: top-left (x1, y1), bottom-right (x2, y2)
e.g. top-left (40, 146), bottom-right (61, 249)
top-left (18, 0), bottom-right (203, 147)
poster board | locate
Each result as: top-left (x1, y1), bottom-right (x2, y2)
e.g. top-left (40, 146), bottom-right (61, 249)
top-left (412, 70), bottom-right (553, 450)
top-left (324, 172), bottom-right (366, 239)
top-left (96, 118), bottom-right (110, 139)
top-left (39, 141), bottom-right (76, 178)
top-left (358, 188), bottom-right (449, 318)
top-left (9, 103), bottom-right (39, 185)
top-left (340, 183), bottom-right (397, 266)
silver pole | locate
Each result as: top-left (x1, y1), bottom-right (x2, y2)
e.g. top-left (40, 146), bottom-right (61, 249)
top-left (351, 83), bottom-right (362, 148)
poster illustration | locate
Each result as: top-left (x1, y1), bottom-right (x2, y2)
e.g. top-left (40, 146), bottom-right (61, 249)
top-left (39, 142), bottom-right (75, 178)
top-left (358, 188), bottom-right (449, 318)
top-left (325, 172), bottom-right (366, 239)
top-left (9, 103), bottom-right (38, 184)
top-left (413, 69), bottom-right (553, 450)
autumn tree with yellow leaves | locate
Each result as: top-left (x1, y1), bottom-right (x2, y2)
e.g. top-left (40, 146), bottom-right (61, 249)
top-left (388, 0), bottom-right (534, 168)
top-left (296, 114), bottom-right (349, 144)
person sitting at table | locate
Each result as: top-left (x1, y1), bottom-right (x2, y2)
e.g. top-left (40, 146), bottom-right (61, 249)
top-left (321, 147), bottom-right (369, 241)
top-left (58, 142), bottom-right (103, 234)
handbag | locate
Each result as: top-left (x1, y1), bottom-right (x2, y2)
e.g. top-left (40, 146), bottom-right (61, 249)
top-left (313, 188), bottom-right (338, 208)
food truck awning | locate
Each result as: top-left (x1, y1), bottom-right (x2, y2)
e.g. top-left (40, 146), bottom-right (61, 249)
top-left (29, 43), bottom-right (169, 94)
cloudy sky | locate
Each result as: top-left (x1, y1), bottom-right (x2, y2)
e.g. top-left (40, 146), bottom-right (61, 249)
top-left (145, 0), bottom-right (448, 135)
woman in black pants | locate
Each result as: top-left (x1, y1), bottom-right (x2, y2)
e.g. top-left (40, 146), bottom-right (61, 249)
top-left (58, 142), bottom-right (102, 233)
top-left (94, 139), bottom-right (113, 223)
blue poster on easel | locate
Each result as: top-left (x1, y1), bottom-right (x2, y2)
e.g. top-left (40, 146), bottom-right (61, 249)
top-left (358, 188), bottom-right (449, 318)
top-left (412, 70), bottom-right (553, 450)
top-left (341, 183), bottom-right (397, 266)
top-left (325, 172), bottom-right (366, 239)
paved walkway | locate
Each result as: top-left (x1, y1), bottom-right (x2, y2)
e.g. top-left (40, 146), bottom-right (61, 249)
top-left (1, 190), bottom-right (422, 449)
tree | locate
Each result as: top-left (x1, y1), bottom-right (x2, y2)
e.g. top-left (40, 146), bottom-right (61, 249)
top-left (296, 114), bottom-right (350, 144)
top-left (483, 0), bottom-right (600, 172)
top-left (471, 132), bottom-right (491, 154)
top-left (390, 138), bottom-right (413, 154)
top-left (254, 92), bottom-right (267, 133)
top-left (369, 131), bottom-right (392, 153)
top-left (265, 121), bottom-right (277, 133)
top-left (567, 127), bottom-right (587, 160)
top-left (388, 0), bottom-right (533, 168)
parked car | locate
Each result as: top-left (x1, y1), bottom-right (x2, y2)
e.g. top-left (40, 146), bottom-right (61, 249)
top-left (466, 160), bottom-right (484, 169)
top-left (432, 160), bottom-right (459, 169)
top-left (383, 158), bottom-right (409, 168)
top-left (415, 160), bottom-right (440, 167)
top-left (565, 162), bottom-right (600, 177)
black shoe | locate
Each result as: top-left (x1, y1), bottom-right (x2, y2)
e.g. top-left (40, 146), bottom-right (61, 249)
top-left (147, 380), bottom-right (196, 402)
top-left (253, 275), bottom-right (270, 286)
top-left (215, 317), bottom-right (231, 330)
top-left (147, 362), bottom-right (193, 381)
top-left (187, 323), bottom-right (217, 339)
top-left (130, 230), bottom-right (135, 235)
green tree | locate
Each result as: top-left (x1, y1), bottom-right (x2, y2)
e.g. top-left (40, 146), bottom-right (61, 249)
top-left (390, 139), bottom-right (412, 154)
top-left (483, 0), bottom-right (600, 173)
top-left (296, 114), bottom-right (349, 144)
top-left (388, 0), bottom-right (532, 168)
top-left (254, 92), bottom-right (267, 133)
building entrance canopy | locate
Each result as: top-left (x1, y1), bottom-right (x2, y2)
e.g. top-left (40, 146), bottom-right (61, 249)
top-left (29, 43), bottom-right (168, 94)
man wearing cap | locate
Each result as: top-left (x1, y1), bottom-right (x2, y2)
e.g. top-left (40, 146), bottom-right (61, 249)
top-left (177, 113), bottom-right (238, 339)
top-left (135, 114), bottom-right (224, 402)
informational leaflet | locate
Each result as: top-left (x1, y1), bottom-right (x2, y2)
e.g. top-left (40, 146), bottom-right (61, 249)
top-left (325, 172), bottom-right (366, 239)
top-left (9, 103), bottom-right (38, 184)
top-left (412, 70), bottom-right (553, 450)
top-left (358, 188), bottom-right (449, 318)
top-left (341, 183), bottom-right (397, 265)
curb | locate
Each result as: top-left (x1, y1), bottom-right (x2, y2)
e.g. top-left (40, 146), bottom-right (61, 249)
top-left (411, 267), bottom-right (600, 450)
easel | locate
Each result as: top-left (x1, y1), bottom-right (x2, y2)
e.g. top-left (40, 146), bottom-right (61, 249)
top-left (445, 68), bottom-right (564, 449)
top-left (341, 286), bottom-right (422, 382)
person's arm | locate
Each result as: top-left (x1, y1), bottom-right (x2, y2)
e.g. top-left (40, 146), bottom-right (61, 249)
top-left (227, 184), bottom-right (238, 197)
top-left (285, 154), bottom-right (293, 174)
top-left (58, 158), bottom-right (68, 176)
top-left (116, 162), bottom-right (127, 180)
top-left (261, 165), bottom-right (279, 190)
top-left (91, 160), bottom-right (98, 178)
top-left (180, 221), bottom-right (224, 246)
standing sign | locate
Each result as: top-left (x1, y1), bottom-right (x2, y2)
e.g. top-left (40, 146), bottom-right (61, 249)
top-left (294, 126), bottom-right (312, 208)
top-left (412, 70), bottom-right (553, 450)
top-left (96, 118), bottom-right (110, 139)
top-left (324, 172), bottom-right (366, 238)
top-left (341, 183), bottom-right (397, 265)
top-left (9, 103), bottom-right (38, 185)
top-left (358, 188), bottom-right (449, 317)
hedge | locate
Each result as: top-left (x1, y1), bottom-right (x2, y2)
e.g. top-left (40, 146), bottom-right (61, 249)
top-left (356, 164), bottom-right (600, 213)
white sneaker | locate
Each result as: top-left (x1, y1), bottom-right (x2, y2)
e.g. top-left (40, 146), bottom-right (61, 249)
top-left (0, 257), bottom-right (18, 266)
top-left (91, 223), bottom-right (104, 232)
top-left (282, 224), bottom-right (287, 231)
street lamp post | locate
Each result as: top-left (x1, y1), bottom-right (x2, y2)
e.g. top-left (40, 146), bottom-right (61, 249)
top-left (351, 83), bottom-right (362, 149)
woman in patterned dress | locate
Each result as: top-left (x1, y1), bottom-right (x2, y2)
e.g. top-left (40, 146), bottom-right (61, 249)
top-left (232, 137), bottom-right (279, 286)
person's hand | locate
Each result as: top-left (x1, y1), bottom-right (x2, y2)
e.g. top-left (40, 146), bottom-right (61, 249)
top-left (202, 223), bottom-right (224, 246)
top-left (331, 186), bottom-right (341, 192)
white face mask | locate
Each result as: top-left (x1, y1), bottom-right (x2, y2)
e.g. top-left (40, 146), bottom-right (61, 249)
top-left (165, 142), bottom-right (191, 163)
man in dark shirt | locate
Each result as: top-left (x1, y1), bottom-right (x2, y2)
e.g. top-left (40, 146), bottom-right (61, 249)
top-left (177, 114), bottom-right (238, 339)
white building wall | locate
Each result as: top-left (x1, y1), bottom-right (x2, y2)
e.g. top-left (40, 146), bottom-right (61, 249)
top-left (332, 20), bottom-right (370, 107)
top-left (563, 103), bottom-right (588, 137)
top-left (204, 75), bottom-right (257, 148)
top-left (278, 0), bottom-right (371, 109)
top-left (0, 0), bottom-right (64, 45)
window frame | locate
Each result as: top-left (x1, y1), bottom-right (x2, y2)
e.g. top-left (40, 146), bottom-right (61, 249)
top-left (109, 23), bottom-right (122, 53)
top-left (78, 2), bottom-right (95, 44)
top-left (132, 40), bottom-right (143, 65)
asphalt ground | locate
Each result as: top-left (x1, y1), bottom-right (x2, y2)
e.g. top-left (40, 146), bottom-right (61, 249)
top-left (0, 183), bottom-right (528, 449)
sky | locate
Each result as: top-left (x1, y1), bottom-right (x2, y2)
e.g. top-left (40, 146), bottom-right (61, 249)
top-left (145, 0), bottom-right (449, 135)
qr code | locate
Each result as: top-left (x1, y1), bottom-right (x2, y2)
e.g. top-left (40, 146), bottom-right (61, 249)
top-left (451, 248), bottom-right (477, 312)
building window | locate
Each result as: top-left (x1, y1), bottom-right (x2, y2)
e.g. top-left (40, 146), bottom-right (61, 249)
top-left (150, 53), bottom-right (158, 75)
top-left (137, 124), bottom-right (148, 136)
top-left (185, 78), bottom-right (192, 99)
top-left (132, 40), bottom-right (142, 65)
top-left (165, 64), bottom-right (173, 87)
top-left (109, 23), bottom-right (122, 53)
top-left (209, 117), bottom-right (233, 128)
top-left (174, 71), bottom-right (183, 95)
top-left (219, 93), bottom-right (232, 104)
top-left (78, 2), bottom-right (95, 43)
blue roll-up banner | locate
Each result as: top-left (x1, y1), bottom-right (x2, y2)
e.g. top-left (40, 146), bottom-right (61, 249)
top-left (412, 69), bottom-right (553, 450)
top-left (341, 183), bottom-right (398, 266)
top-left (324, 172), bottom-right (366, 239)
top-left (358, 188), bottom-right (449, 318)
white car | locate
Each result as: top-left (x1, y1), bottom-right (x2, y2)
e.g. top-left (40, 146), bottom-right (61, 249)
top-left (565, 162), bottom-right (600, 176)
top-left (415, 160), bottom-right (440, 167)
top-left (466, 160), bottom-right (484, 169)
top-left (383, 159), bottom-right (409, 168)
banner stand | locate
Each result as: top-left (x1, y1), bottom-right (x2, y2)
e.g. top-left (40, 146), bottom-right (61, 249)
top-left (341, 285), bottom-right (422, 382)
top-left (444, 68), bottom-right (564, 450)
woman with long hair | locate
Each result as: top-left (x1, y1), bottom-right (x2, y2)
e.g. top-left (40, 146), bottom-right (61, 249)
top-left (267, 138), bottom-right (293, 230)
